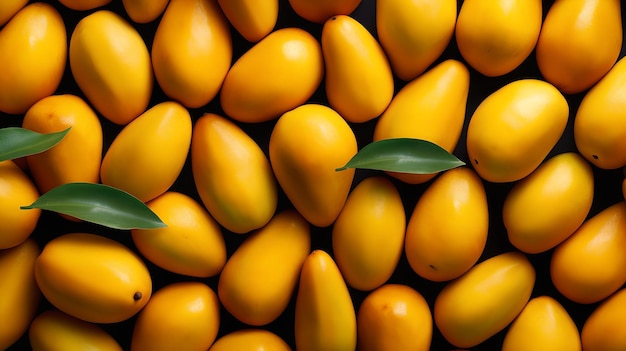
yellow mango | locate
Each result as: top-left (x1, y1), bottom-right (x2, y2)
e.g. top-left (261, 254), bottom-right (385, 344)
top-left (217, 0), bottom-right (278, 42)
top-left (332, 176), bottom-right (405, 291)
top-left (100, 101), bottom-right (192, 203)
top-left (455, 0), bottom-right (542, 77)
top-left (287, 0), bottom-right (361, 23)
top-left (434, 251), bottom-right (535, 348)
top-left (503, 152), bottom-right (594, 254)
top-left (536, 0), bottom-right (622, 94)
top-left (357, 284), bottom-right (432, 351)
top-left (218, 210), bottom-right (310, 326)
top-left (269, 104), bottom-right (357, 227)
top-left (130, 282), bottom-right (220, 351)
top-left (582, 288), bottom-right (626, 350)
top-left (131, 191), bottom-right (227, 278)
top-left (376, 0), bottom-right (456, 81)
top-left (191, 113), bottom-right (277, 234)
top-left (550, 201), bottom-right (626, 304)
top-left (34, 233), bottom-right (152, 324)
top-left (373, 59), bottom-right (469, 184)
top-left (0, 3), bottom-right (66, 114)
top-left (220, 27), bottom-right (323, 123)
top-left (295, 250), bottom-right (357, 351)
top-left (322, 14), bottom-right (394, 123)
top-left (574, 56), bottom-right (626, 169)
top-left (152, 0), bottom-right (232, 108)
top-left (0, 0), bottom-right (27, 26)
top-left (29, 309), bottom-right (123, 351)
top-left (466, 79), bottom-right (569, 183)
top-left (502, 296), bottom-right (581, 351)
top-left (405, 167), bottom-right (488, 282)
top-left (0, 160), bottom-right (40, 250)
top-left (58, 0), bottom-right (111, 11)
top-left (122, 0), bottom-right (169, 23)
top-left (209, 329), bottom-right (291, 351)
top-left (0, 239), bottom-right (41, 350)
top-left (69, 10), bottom-right (152, 125)
top-left (22, 94), bottom-right (103, 195)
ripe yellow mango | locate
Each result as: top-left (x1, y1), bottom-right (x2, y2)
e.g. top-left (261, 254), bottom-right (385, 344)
top-left (550, 201), bottom-right (626, 304)
top-left (434, 251), bottom-right (535, 348)
top-left (332, 176), bottom-right (405, 291)
top-left (34, 233), bottom-right (152, 324)
top-left (574, 56), bottom-right (626, 169)
top-left (374, 59), bottom-right (470, 184)
top-left (376, 0), bottom-right (456, 81)
top-left (58, 0), bottom-right (111, 11)
top-left (69, 10), bottom-right (152, 125)
top-left (191, 113), bottom-right (277, 234)
top-left (0, 239), bottom-right (41, 350)
top-left (22, 94), bottom-right (103, 194)
top-left (503, 152), bottom-right (594, 254)
top-left (502, 296), bottom-right (581, 351)
top-left (405, 167), bottom-right (488, 282)
top-left (152, 0), bottom-right (232, 108)
top-left (582, 288), bottom-right (626, 350)
top-left (122, 0), bottom-right (169, 23)
top-left (131, 191), bottom-right (227, 278)
top-left (220, 27), bottom-right (323, 123)
top-left (209, 329), bottom-right (291, 351)
top-left (287, 0), bottom-right (361, 23)
top-left (295, 250), bottom-right (357, 351)
top-left (217, 0), bottom-right (278, 42)
top-left (0, 0), bottom-right (27, 26)
top-left (218, 210), bottom-right (310, 326)
top-left (536, 0), bottom-right (622, 94)
top-left (322, 15), bottom-right (394, 123)
top-left (269, 104), bottom-right (357, 227)
top-left (130, 282), bottom-right (220, 351)
top-left (0, 3), bottom-right (66, 114)
top-left (0, 160), bottom-right (40, 250)
top-left (455, 0), bottom-right (542, 77)
top-left (466, 79), bottom-right (569, 183)
top-left (100, 101), bottom-right (192, 203)
top-left (29, 309), bottom-right (123, 351)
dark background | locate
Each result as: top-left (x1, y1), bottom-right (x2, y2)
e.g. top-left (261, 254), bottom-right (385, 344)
top-left (2, 0), bottom-right (626, 350)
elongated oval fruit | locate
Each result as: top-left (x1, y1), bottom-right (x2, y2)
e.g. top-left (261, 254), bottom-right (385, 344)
top-left (131, 282), bottom-right (220, 351)
top-left (100, 101), bottom-right (192, 203)
top-left (288, 0), bottom-right (361, 23)
top-left (405, 167), bottom-right (488, 282)
top-left (503, 152), bottom-right (594, 254)
top-left (0, 3), bottom-right (66, 114)
top-left (34, 233), bottom-right (152, 324)
top-left (22, 94), bottom-right (103, 195)
top-left (332, 176), bottom-right (405, 291)
top-left (152, 0), bottom-right (232, 108)
top-left (536, 0), bottom-right (622, 94)
top-left (58, 0), bottom-right (111, 11)
top-left (218, 210), bottom-right (310, 326)
top-left (209, 329), bottom-right (291, 351)
top-left (191, 113), bottom-right (277, 234)
top-left (0, 0), bottom-right (28, 26)
top-left (550, 201), bottom-right (626, 304)
top-left (434, 251), bottom-right (536, 348)
top-left (374, 59), bottom-right (469, 184)
top-left (376, 0), bottom-right (456, 81)
top-left (295, 250), bottom-right (357, 351)
top-left (29, 309), bottom-right (123, 351)
top-left (131, 191), bottom-right (227, 278)
top-left (0, 239), bottom-right (41, 350)
top-left (269, 104), bottom-right (357, 227)
top-left (220, 27), bottom-right (323, 123)
top-left (582, 288), bottom-right (626, 350)
top-left (322, 15), bottom-right (394, 123)
top-left (455, 0), bottom-right (542, 77)
top-left (0, 160), bottom-right (40, 250)
top-left (122, 0), bottom-right (169, 23)
top-left (69, 10), bottom-right (152, 125)
top-left (466, 79), bottom-right (569, 183)
top-left (217, 0), bottom-right (278, 42)
top-left (574, 56), bottom-right (626, 169)
top-left (502, 296), bottom-right (581, 351)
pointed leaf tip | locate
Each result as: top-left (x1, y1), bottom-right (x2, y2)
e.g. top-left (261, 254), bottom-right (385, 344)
top-left (0, 127), bottom-right (71, 162)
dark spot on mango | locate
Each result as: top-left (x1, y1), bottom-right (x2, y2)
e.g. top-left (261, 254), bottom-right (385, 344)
top-left (429, 264), bottom-right (437, 271)
top-left (592, 154), bottom-right (599, 159)
top-left (474, 159), bottom-right (478, 165)
top-left (133, 292), bottom-right (142, 301)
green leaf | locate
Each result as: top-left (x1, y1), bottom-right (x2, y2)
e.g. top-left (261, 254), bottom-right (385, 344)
top-left (0, 127), bottom-right (71, 162)
top-left (20, 182), bottom-right (167, 230)
top-left (336, 138), bottom-right (465, 174)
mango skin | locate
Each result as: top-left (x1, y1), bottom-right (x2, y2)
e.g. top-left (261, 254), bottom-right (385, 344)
top-left (582, 288), bottom-right (626, 350)
top-left (122, 0), bottom-right (169, 23)
top-left (34, 233), bottom-right (152, 324)
top-left (287, 0), bottom-right (361, 23)
top-left (466, 79), bottom-right (569, 183)
top-left (434, 251), bottom-right (535, 348)
top-left (503, 152), bottom-right (594, 254)
top-left (0, 2), bottom-right (66, 114)
top-left (191, 113), bottom-right (277, 234)
top-left (58, 0), bottom-right (112, 11)
top-left (217, 0), bottom-right (278, 42)
top-left (0, 0), bottom-right (28, 26)
top-left (100, 101), bottom-right (192, 203)
top-left (209, 329), bottom-right (291, 351)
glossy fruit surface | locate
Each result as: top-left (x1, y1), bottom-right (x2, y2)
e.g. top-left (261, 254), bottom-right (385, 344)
top-left (121, 0), bottom-right (168, 23)
top-left (209, 329), bottom-right (291, 351)
top-left (287, 0), bottom-right (361, 23)
top-left (0, 0), bottom-right (28, 26)
top-left (0, 160), bottom-right (40, 250)
top-left (217, 0), bottom-right (277, 42)
top-left (582, 288), bottom-right (626, 350)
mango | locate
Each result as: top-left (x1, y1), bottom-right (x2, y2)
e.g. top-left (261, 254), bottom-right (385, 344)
top-left (0, 160), bottom-right (40, 250)
top-left (122, 0), bottom-right (169, 23)
top-left (58, 0), bottom-right (111, 11)
top-left (0, 0), bottom-right (27, 26)
top-left (209, 329), bottom-right (291, 351)
top-left (582, 288), bottom-right (626, 350)
top-left (287, 0), bottom-right (361, 23)
top-left (217, 0), bottom-right (278, 42)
